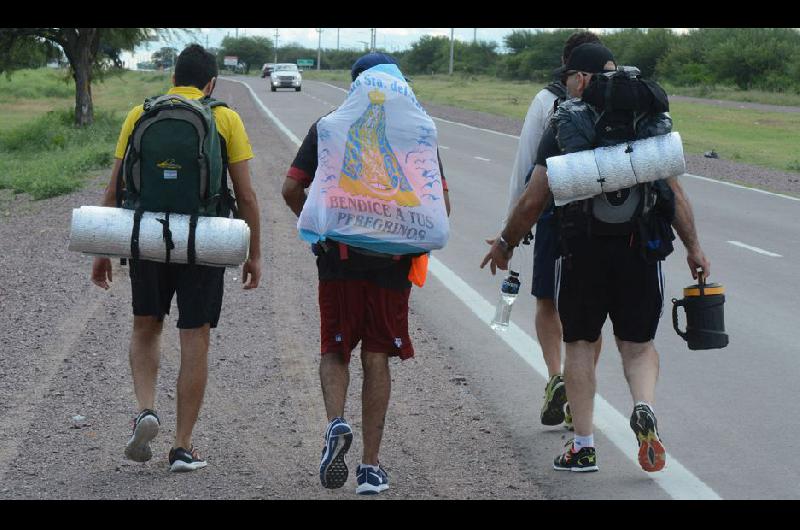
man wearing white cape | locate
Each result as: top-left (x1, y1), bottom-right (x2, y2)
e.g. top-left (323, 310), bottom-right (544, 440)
top-left (283, 53), bottom-right (450, 495)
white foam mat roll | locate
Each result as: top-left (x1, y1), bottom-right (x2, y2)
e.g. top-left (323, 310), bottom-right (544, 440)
top-left (68, 206), bottom-right (250, 267)
top-left (547, 132), bottom-right (685, 206)
top-left (546, 149), bottom-right (602, 206)
top-left (629, 131), bottom-right (686, 182)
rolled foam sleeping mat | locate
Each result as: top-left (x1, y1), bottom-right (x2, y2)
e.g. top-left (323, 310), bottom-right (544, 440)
top-left (68, 206), bottom-right (250, 267)
top-left (546, 132), bottom-right (685, 206)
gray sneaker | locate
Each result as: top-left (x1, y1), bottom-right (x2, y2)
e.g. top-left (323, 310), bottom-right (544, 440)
top-left (124, 409), bottom-right (160, 462)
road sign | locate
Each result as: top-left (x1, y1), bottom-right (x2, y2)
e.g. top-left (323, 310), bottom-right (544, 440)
top-left (297, 59), bottom-right (314, 67)
top-left (224, 56), bottom-right (238, 67)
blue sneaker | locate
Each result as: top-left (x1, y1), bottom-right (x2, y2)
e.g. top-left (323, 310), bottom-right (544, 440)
top-left (356, 464), bottom-right (389, 495)
top-left (319, 417), bottom-right (353, 489)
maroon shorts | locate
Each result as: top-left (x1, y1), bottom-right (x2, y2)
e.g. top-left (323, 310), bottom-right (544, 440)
top-left (319, 279), bottom-right (414, 363)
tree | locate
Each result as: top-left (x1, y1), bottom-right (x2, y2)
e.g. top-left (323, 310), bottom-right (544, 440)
top-left (152, 47), bottom-right (178, 70)
top-left (603, 28), bottom-right (677, 79)
top-left (218, 36), bottom-right (273, 74)
top-left (0, 28), bottom-right (167, 126)
top-left (402, 36), bottom-right (449, 75)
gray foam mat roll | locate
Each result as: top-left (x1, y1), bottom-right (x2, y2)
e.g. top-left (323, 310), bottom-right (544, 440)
top-left (68, 206), bottom-right (250, 267)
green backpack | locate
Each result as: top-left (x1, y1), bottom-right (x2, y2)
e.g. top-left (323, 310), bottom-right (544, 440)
top-left (119, 93), bottom-right (234, 217)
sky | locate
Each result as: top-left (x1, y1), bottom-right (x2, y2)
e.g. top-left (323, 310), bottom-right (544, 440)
top-left (120, 28), bottom-right (623, 67)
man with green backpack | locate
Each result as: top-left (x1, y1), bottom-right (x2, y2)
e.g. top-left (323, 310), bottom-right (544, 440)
top-left (90, 44), bottom-right (262, 472)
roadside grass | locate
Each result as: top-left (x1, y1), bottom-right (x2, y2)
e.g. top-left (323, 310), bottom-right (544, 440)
top-left (304, 70), bottom-right (800, 173)
top-left (0, 69), bottom-right (171, 199)
top-left (669, 101), bottom-right (800, 172)
top-left (661, 83), bottom-right (800, 107)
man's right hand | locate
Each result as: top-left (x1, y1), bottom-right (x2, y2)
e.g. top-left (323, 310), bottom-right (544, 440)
top-left (92, 257), bottom-right (113, 289)
top-left (686, 246), bottom-right (710, 281)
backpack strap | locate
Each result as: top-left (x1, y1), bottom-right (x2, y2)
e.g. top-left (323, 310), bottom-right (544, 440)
top-left (544, 81), bottom-right (567, 99)
top-left (155, 212), bottom-right (176, 265)
top-left (204, 96), bottom-right (228, 109)
top-left (187, 212), bottom-right (199, 265)
top-left (130, 206), bottom-right (145, 263)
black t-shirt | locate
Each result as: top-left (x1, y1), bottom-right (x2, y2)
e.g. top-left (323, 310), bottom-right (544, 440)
top-left (534, 124), bottom-right (561, 168)
top-left (289, 118), bottom-right (447, 290)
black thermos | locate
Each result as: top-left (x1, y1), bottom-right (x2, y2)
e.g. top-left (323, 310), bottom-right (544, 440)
top-left (671, 273), bottom-right (729, 350)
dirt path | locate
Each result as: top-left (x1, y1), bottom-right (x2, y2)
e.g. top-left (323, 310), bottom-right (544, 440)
top-left (0, 80), bottom-right (544, 499)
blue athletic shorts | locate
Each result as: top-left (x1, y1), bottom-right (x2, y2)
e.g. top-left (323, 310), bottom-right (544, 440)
top-left (531, 210), bottom-right (557, 299)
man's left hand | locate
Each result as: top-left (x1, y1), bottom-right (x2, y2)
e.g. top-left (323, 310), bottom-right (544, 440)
top-left (480, 238), bottom-right (512, 275)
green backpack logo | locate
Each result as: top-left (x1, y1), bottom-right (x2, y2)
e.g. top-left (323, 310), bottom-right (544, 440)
top-left (120, 94), bottom-right (232, 217)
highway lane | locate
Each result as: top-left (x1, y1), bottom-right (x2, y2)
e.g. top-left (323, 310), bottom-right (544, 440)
top-left (227, 76), bottom-right (800, 499)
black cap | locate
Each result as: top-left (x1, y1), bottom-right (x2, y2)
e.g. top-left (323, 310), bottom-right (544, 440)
top-left (553, 43), bottom-right (616, 77)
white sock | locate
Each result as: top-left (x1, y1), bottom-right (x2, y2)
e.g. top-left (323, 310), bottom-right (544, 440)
top-left (360, 463), bottom-right (381, 471)
top-left (635, 401), bottom-right (654, 413)
top-left (573, 434), bottom-right (594, 451)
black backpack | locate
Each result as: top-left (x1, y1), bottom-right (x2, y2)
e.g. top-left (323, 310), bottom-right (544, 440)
top-left (553, 67), bottom-right (676, 261)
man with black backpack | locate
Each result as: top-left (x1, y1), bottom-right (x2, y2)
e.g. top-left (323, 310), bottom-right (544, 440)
top-left (503, 31), bottom-right (603, 432)
top-left (482, 43), bottom-right (710, 473)
top-left (91, 44), bottom-right (262, 472)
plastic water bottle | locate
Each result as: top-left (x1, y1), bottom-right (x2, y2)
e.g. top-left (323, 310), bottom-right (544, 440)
top-left (490, 270), bottom-right (521, 331)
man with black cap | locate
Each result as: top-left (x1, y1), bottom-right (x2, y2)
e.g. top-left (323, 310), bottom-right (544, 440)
top-left (282, 53), bottom-right (450, 494)
top-left (481, 43), bottom-right (710, 474)
top-left (503, 31), bottom-right (603, 432)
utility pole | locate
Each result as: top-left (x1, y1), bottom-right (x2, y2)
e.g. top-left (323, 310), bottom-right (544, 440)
top-left (371, 28), bottom-right (376, 52)
top-left (274, 28), bottom-right (279, 63)
top-left (316, 28), bottom-right (322, 71)
top-left (235, 28), bottom-right (239, 39)
top-left (473, 28), bottom-right (477, 44)
top-left (449, 28), bottom-right (454, 75)
top-left (337, 28), bottom-right (340, 51)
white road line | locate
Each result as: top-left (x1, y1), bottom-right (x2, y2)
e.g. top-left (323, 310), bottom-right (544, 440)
top-left (474, 156), bottom-right (491, 162)
top-left (319, 81), bottom-right (348, 93)
top-left (431, 116), bottom-right (521, 139)
top-left (224, 78), bottom-right (302, 146)
top-left (233, 74), bottom-right (723, 501)
top-left (426, 258), bottom-right (722, 501)
top-left (439, 145), bottom-right (449, 150)
top-left (684, 174), bottom-right (800, 202)
top-left (727, 240), bottom-right (783, 257)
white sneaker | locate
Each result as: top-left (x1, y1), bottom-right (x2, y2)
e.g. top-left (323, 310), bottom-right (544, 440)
top-left (168, 446), bottom-right (207, 472)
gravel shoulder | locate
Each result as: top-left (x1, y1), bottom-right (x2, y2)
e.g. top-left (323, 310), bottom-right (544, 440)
top-left (0, 80), bottom-right (544, 499)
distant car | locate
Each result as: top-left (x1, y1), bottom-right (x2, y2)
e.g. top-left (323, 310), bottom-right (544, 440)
top-left (261, 63), bottom-right (274, 78)
top-left (270, 63), bottom-right (302, 92)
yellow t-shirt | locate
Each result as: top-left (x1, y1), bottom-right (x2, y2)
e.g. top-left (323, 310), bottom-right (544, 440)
top-left (113, 86), bottom-right (254, 164)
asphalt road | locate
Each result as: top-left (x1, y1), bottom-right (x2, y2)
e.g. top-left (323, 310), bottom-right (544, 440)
top-left (230, 76), bottom-right (800, 500)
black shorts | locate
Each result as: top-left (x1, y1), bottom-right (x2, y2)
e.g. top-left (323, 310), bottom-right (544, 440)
top-left (555, 234), bottom-right (664, 343)
top-left (129, 259), bottom-right (226, 329)
top-left (531, 211), bottom-right (557, 299)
